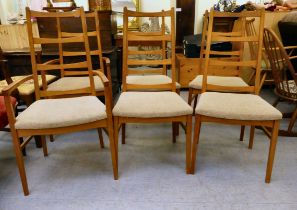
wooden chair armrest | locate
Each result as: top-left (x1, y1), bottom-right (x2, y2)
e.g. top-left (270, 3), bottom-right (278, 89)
top-left (102, 57), bottom-right (111, 65)
top-left (93, 70), bottom-right (109, 87)
top-left (2, 75), bottom-right (33, 96)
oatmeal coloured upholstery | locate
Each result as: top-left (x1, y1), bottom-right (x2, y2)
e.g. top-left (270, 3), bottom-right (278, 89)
top-left (15, 96), bottom-right (107, 129)
top-left (47, 76), bottom-right (104, 92)
top-left (189, 75), bottom-right (248, 90)
top-left (127, 75), bottom-right (181, 89)
top-left (0, 75), bottom-right (56, 95)
top-left (113, 92), bottom-right (192, 118)
top-left (196, 92), bottom-right (282, 121)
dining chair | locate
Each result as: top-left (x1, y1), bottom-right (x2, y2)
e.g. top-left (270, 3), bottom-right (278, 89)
top-left (2, 7), bottom-right (118, 196)
top-left (187, 10), bottom-right (250, 114)
top-left (191, 8), bottom-right (282, 183)
top-left (113, 7), bottom-right (193, 173)
top-left (263, 27), bottom-right (297, 137)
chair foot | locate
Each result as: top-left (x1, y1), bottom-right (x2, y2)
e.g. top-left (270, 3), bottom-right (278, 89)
top-left (248, 126), bottom-right (255, 149)
top-left (121, 124), bottom-right (126, 144)
top-left (240, 126), bottom-right (245, 141)
top-left (97, 128), bottom-right (105, 148)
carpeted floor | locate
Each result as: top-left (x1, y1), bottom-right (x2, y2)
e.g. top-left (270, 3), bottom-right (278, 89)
top-left (0, 89), bottom-right (296, 210)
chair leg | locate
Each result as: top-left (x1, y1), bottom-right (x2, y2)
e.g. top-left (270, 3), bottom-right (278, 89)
top-left (185, 115), bottom-right (192, 174)
top-left (172, 122), bottom-right (177, 143)
top-left (265, 120), bottom-right (280, 183)
top-left (193, 95), bottom-right (198, 115)
top-left (41, 136), bottom-right (48, 157)
top-left (188, 88), bottom-right (193, 105)
top-left (49, 135), bottom-right (55, 142)
top-left (190, 115), bottom-right (202, 174)
top-left (107, 119), bottom-right (118, 180)
top-left (288, 107), bottom-right (297, 134)
top-left (113, 117), bottom-right (119, 169)
top-left (121, 123), bottom-right (126, 144)
top-left (97, 128), bottom-right (105, 148)
top-left (248, 126), bottom-right (255, 149)
top-left (11, 131), bottom-right (29, 195)
top-left (19, 137), bottom-right (26, 156)
top-left (240, 126), bottom-right (245, 141)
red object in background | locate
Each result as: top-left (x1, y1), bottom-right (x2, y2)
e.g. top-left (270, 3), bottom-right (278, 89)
top-left (0, 96), bottom-right (17, 128)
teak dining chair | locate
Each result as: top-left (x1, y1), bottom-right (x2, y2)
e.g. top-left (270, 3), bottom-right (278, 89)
top-left (2, 7), bottom-right (117, 196)
top-left (113, 8), bottom-right (193, 173)
top-left (191, 9), bottom-right (282, 183)
top-left (188, 10), bottom-right (250, 113)
top-left (263, 27), bottom-right (297, 137)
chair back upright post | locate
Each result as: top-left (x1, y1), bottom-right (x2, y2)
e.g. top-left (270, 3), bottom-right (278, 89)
top-left (122, 7), bottom-right (176, 92)
top-left (26, 7), bottom-right (96, 99)
top-left (201, 8), bottom-right (265, 95)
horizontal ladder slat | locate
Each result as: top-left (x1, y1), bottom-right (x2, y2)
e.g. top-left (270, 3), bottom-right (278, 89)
top-left (126, 83), bottom-right (173, 90)
top-left (37, 61), bottom-right (88, 71)
top-left (30, 10), bottom-right (81, 18)
top-left (202, 50), bottom-right (241, 56)
top-left (208, 59), bottom-right (257, 67)
top-left (211, 35), bottom-right (258, 42)
top-left (61, 31), bottom-right (97, 37)
top-left (128, 50), bottom-right (163, 55)
top-left (213, 10), bottom-right (263, 18)
top-left (63, 50), bottom-right (100, 56)
top-left (33, 36), bottom-right (84, 44)
top-left (127, 31), bottom-right (163, 36)
top-left (206, 84), bottom-right (255, 92)
top-left (40, 87), bottom-right (92, 97)
top-left (127, 34), bottom-right (171, 41)
top-left (127, 59), bottom-right (171, 65)
top-left (127, 68), bottom-right (163, 74)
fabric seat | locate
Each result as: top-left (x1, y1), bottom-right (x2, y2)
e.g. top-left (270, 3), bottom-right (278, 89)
top-left (15, 96), bottom-right (107, 129)
top-left (126, 75), bottom-right (181, 89)
top-left (0, 75), bottom-right (56, 95)
top-left (196, 92), bottom-right (282, 121)
top-left (47, 76), bottom-right (104, 92)
top-left (189, 75), bottom-right (248, 89)
top-left (113, 92), bottom-right (192, 118)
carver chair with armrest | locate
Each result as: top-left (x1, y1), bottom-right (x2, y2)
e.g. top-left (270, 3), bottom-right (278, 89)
top-left (3, 7), bottom-right (118, 196)
top-left (263, 27), bottom-right (297, 137)
top-left (113, 8), bottom-right (193, 174)
top-left (36, 10), bottom-right (112, 147)
top-left (191, 9), bottom-right (282, 183)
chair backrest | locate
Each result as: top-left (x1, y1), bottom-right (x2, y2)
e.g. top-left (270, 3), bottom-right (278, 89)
top-left (201, 8), bottom-right (265, 95)
top-left (263, 27), bottom-right (297, 100)
top-left (26, 7), bottom-right (95, 99)
top-left (122, 7), bottom-right (176, 92)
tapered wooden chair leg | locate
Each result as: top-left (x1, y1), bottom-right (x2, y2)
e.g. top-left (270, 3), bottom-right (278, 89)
top-left (265, 120), bottom-right (280, 183)
top-left (240, 126), bottom-right (245, 141)
top-left (113, 117), bottom-right (119, 165)
top-left (107, 119), bottom-right (118, 180)
top-left (185, 115), bottom-right (192, 174)
top-left (248, 126), bottom-right (255, 149)
top-left (121, 123), bottom-right (126, 144)
top-left (188, 88), bottom-right (193, 105)
top-left (49, 135), bottom-right (55, 142)
top-left (172, 122), bottom-right (177, 143)
top-left (191, 115), bottom-right (202, 174)
top-left (41, 136), bottom-right (48, 156)
top-left (12, 132), bottom-right (29, 196)
top-left (193, 95), bottom-right (198, 115)
top-left (288, 107), bottom-right (297, 134)
top-left (19, 137), bottom-right (26, 156)
top-left (97, 128), bottom-right (105, 148)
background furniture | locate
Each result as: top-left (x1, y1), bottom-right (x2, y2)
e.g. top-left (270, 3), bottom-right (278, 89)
top-left (263, 27), bottom-right (297, 137)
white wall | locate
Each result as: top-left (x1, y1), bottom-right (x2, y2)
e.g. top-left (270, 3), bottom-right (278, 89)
top-left (140, 0), bottom-right (171, 12)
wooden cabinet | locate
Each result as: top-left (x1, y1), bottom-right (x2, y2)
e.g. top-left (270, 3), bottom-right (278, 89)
top-left (176, 53), bottom-right (200, 88)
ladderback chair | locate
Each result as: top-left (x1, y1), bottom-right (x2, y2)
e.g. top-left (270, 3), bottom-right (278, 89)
top-left (191, 9), bottom-right (282, 183)
top-left (113, 8), bottom-right (193, 174)
top-left (188, 10), bottom-right (249, 113)
top-left (3, 7), bottom-right (117, 196)
top-left (263, 27), bottom-right (297, 136)
top-left (122, 7), bottom-right (180, 93)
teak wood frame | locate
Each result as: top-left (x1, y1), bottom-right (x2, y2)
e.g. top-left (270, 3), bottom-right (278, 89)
top-left (190, 9), bottom-right (281, 183)
top-left (3, 8), bottom-right (118, 196)
top-left (114, 8), bottom-right (192, 173)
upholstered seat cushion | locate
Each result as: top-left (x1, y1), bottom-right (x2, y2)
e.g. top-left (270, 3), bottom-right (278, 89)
top-left (113, 92), bottom-right (192, 118)
top-left (126, 75), bottom-right (181, 89)
top-left (15, 96), bottom-right (106, 129)
top-left (196, 92), bottom-right (282, 121)
top-left (0, 75), bottom-right (56, 95)
top-left (47, 76), bottom-right (104, 92)
top-left (189, 75), bottom-right (248, 89)
top-left (0, 96), bottom-right (17, 128)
